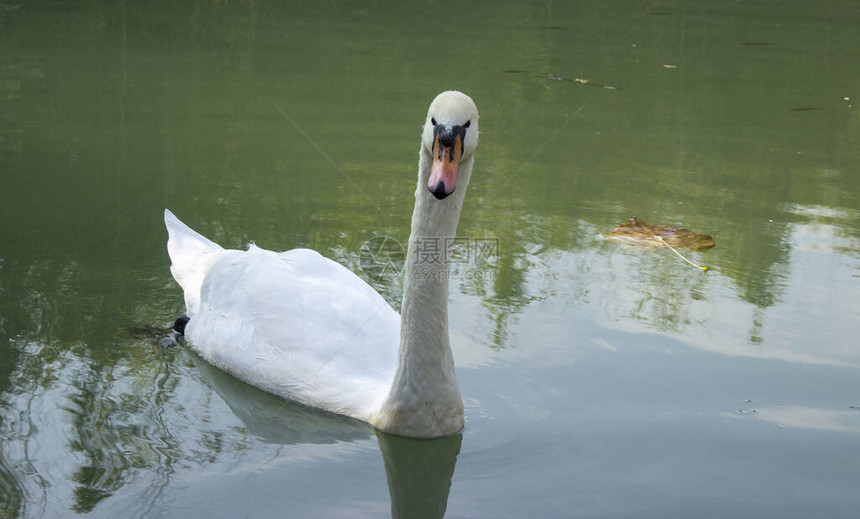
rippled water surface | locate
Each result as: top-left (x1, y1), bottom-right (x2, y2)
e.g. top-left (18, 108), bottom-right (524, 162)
top-left (2, 1), bottom-right (859, 518)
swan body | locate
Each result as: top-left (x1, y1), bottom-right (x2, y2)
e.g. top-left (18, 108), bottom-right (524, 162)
top-left (165, 91), bottom-right (479, 438)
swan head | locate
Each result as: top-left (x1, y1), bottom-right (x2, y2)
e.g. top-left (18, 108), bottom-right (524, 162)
top-left (422, 91), bottom-right (479, 200)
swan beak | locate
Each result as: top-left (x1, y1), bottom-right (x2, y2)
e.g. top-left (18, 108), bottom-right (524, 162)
top-left (428, 126), bottom-right (464, 200)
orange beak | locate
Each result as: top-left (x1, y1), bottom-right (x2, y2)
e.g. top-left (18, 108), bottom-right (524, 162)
top-left (428, 131), bottom-right (462, 200)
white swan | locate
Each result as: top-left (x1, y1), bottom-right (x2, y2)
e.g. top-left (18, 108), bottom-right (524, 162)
top-left (164, 91), bottom-right (479, 438)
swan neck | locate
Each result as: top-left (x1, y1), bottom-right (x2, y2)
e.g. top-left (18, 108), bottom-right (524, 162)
top-left (400, 149), bottom-right (473, 350)
top-left (374, 149), bottom-right (472, 437)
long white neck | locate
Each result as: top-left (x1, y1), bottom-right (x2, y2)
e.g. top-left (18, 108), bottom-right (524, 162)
top-left (373, 146), bottom-right (473, 438)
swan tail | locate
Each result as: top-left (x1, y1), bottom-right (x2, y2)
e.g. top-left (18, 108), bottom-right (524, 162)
top-left (164, 209), bottom-right (224, 316)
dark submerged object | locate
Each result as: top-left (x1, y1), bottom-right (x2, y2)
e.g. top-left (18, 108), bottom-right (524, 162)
top-left (173, 315), bottom-right (190, 335)
top-left (127, 317), bottom-right (188, 348)
top-left (604, 217), bottom-right (715, 250)
top-left (157, 315), bottom-right (190, 347)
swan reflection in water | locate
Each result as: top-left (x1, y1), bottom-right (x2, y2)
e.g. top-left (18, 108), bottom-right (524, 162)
top-left (193, 354), bottom-right (461, 519)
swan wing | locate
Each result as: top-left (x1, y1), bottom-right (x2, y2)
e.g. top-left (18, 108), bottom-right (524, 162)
top-left (165, 211), bottom-right (399, 420)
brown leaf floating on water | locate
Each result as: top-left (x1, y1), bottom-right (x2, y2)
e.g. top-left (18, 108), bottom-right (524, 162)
top-left (604, 217), bottom-right (715, 250)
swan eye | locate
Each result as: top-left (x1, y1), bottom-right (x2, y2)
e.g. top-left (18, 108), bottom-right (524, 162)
top-left (464, 120), bottom-right (471, 128)
top-left (431, 118), bottom-right (437, 126)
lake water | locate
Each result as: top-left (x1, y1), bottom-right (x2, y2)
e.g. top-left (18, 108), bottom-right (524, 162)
top-left (1, 1), bottom-right (859, 518)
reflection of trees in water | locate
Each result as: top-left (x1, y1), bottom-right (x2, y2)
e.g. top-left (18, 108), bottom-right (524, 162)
top-left (0, 340), bottom-right (185, 516)
top-left (67, 362), bottom-right (133, 513)
top-left (0, 359), bottom-right (33, 519)
top-left (457, 199), bottom-right (855, 351)
top-left (0, 450), bottom-right (25, 518)
top-left (0, 240), bottom-right (189, 514)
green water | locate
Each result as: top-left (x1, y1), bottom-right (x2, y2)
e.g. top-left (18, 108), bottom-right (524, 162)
top-left (1, 1), bottom-right (859, 517)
